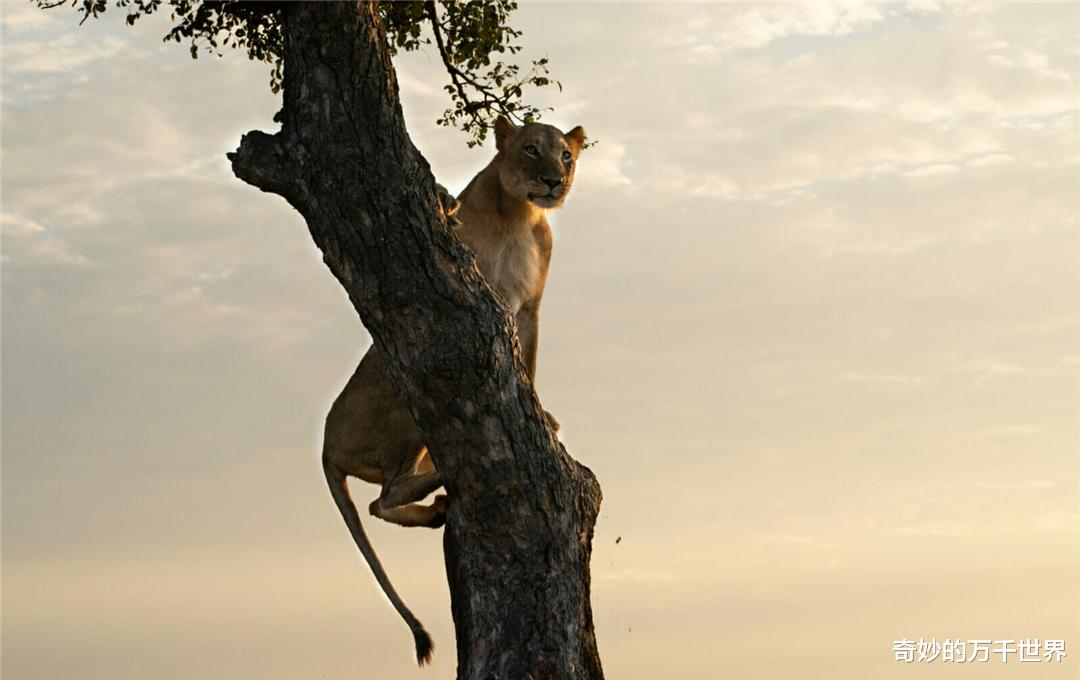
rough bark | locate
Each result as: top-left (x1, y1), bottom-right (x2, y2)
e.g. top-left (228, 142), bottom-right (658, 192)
top-left (227, 3), bottom-right (603, 678)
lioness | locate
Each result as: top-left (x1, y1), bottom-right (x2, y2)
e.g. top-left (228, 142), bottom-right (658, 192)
top-left (322, 117), bottom-right (586, 665)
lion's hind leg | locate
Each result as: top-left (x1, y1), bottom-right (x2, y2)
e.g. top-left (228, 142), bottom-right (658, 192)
top-left (370, 463), bottom-right (445, 528)
top-left (381, 467), bottom-right (443, 506)
top-left (369, 494), bottom-right (447, 528)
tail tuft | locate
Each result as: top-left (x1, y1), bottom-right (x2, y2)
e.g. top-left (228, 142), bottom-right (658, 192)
top-left (414, 627), bottom-right (435, 666)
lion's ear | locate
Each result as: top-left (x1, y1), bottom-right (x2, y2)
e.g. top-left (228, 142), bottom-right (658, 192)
top-left (564, 125), bottom-right (586, 154)
top-left (494, 116), bottom-right (518, 151)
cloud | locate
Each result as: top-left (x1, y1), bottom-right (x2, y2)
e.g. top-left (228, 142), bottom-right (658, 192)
top-left (675, 1), bottom-right (886, 57)
top-left (0, 1), bottom-right (56, 36)
top-left (902, 162), bottom-right (960, 178)
top-left (982, 424), bottom-right (1044, 437)
top-left (983, 44), bottom-right (1073, 82)
top-left (3, 31), bottom-right (128, 75)
top-left (396, 70), bottom-right (438, 97)
top-left (903, 0), bottom-right (944, 16)
top-left (759, 533), bottom-right (836, 550)
top-left (966, 151), bottom-right (1013, 168)
top-left (840, 371), bottom-right (925, 386)
top-left (1, 212), bottom-right (90, 266)
top-left (1, 212), bottom-right (44, 236)
top-left (650, 164), bottom-right (741, 200)
top-left (579, 139), bottom-right (631, 188)
top-left (958, 359), bottom-right (1067, 382)
top-left (597, 568), bottom-right (677, 584)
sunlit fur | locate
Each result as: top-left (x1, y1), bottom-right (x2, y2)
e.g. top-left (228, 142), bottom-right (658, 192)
top-left (320, 116), bottom-right (585, 666)
top-left (455, 118), bottom-right (585, 312)
top-left (494, 117), bottom-right (585, 210)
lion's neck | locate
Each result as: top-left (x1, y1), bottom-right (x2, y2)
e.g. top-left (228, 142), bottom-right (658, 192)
top-left (454, 161), bottom-right (548, 313)
top-left (465, 162), bottom-right (543, 232)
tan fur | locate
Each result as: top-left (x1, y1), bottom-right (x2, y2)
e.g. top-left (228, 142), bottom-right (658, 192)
top-left (321, 118), bottom-right (586, 665)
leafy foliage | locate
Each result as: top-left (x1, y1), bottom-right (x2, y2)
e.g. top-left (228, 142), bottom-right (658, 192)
top-left (426, 0), bottom-right (557, 146)
top-left (40, 0), bottom-right (559, 146)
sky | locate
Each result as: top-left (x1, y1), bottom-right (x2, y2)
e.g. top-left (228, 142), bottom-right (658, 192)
top-left (2, 1), bottom-right (1078, 678)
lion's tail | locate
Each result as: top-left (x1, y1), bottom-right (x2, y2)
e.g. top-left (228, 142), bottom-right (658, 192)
top-left (322, 460), bottom-right (435, 666)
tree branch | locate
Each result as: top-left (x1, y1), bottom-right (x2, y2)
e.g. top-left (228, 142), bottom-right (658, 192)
top-left (425, 0), bottom-right (543, 128)
top-left (227, 130), bottom-right (297, 201)
top-left (426, 1), bottom-right (494, 120)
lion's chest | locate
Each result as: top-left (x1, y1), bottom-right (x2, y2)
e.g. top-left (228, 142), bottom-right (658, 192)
top-left (468, 228), bottom-right (540, 314)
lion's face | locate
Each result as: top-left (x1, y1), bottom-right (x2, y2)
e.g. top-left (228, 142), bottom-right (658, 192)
top-left (495, 120), bottom-right (586, 209)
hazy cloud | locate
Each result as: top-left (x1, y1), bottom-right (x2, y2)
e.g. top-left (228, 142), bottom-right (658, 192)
top-left (3, 2), bottom-right (1077, 679)
top-left (676, 1), bottom-right (887, 57)
top-left (2, 212), bottom-right (91, 266)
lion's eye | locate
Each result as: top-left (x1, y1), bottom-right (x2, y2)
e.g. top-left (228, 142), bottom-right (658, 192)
top-left (562, 150), bottom-right (573, 162)
top-left (524, 145), bottom-right (538, 156)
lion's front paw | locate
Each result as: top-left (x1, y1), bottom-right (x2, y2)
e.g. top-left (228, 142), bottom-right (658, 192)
top-left (428, 494), bottom-right (448, 529)
top-left (543, 410), bottom-right (561, 433)
top-left (435, 183), bottom-right (461, 222)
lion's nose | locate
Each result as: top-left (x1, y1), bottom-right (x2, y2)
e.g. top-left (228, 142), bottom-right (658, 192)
top-left (541, 177), bottom-right (562, 190)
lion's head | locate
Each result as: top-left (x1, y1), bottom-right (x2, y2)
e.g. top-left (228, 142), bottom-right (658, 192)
top-left (494, 117), bottom-right (586, 209)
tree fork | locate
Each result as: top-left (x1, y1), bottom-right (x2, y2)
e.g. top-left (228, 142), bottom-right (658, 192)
top-left (227, 3), bottom-right (604, 678)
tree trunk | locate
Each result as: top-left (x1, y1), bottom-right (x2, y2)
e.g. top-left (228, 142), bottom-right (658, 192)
top-left (227, 3), bottom-right (604, 678)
